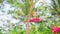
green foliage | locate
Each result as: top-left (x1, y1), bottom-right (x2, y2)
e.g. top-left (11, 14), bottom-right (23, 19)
top-left (0, 29), bottom-right (2, 34)
top-left (15, 10), bottom-right (21, 16)
top-left (0, 0), bottom-right (3, 3)
top-left (28, 22), bottom-right (53, 34)
top-left (1, 0), bottom-right (60, 34)
top-left (7, 0), bottom-right (31, 16)
top-left (9, 26), bottom-right (25, 34)
top-left (43, 28), bottom-right (52, 34)
top-left (51, 0), bottom-right (60, 14)
top-left (23, 0), bottom-right (30, 15)
top-left (7, 0), bottom-right (24, 8)
top-left (37, 6), bottom-right (47, 11)
top-left (29, 25), bottom-right (37, 34)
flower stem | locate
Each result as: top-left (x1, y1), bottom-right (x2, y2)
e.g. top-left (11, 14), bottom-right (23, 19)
top-left (26, 0), bottom-right (33, 34)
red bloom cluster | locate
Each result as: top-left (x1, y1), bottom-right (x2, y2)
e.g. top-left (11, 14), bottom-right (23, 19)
top-left (51, 26), bottom-right (60, 34)
top-left (29, 18), bottom-right (41, 22)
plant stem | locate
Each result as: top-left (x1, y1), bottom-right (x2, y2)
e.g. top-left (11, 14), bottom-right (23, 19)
top-left (26, 0), bottom-right (33, 34)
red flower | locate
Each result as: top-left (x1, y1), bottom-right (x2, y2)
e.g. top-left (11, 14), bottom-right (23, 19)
top-left (29, 18), bottom-right (41, 22)
top-left (51, 26), bottom-right (60, 34)
top-left (51, 26), bottom-right (58, 32)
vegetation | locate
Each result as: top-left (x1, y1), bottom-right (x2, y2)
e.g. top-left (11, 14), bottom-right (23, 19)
top-left (0, 0), bottom-right (60, 34)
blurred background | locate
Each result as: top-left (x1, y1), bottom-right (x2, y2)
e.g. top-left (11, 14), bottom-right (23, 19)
top-left (0, 0), bottom-right (60, 34)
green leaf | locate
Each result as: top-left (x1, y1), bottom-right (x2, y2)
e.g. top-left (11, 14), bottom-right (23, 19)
top-left (15, 11), bottom-right (21, 16)
top-left (15, 10), bottom-right (25, 16)
top-left (16, 3), bottom-right (24, 8)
